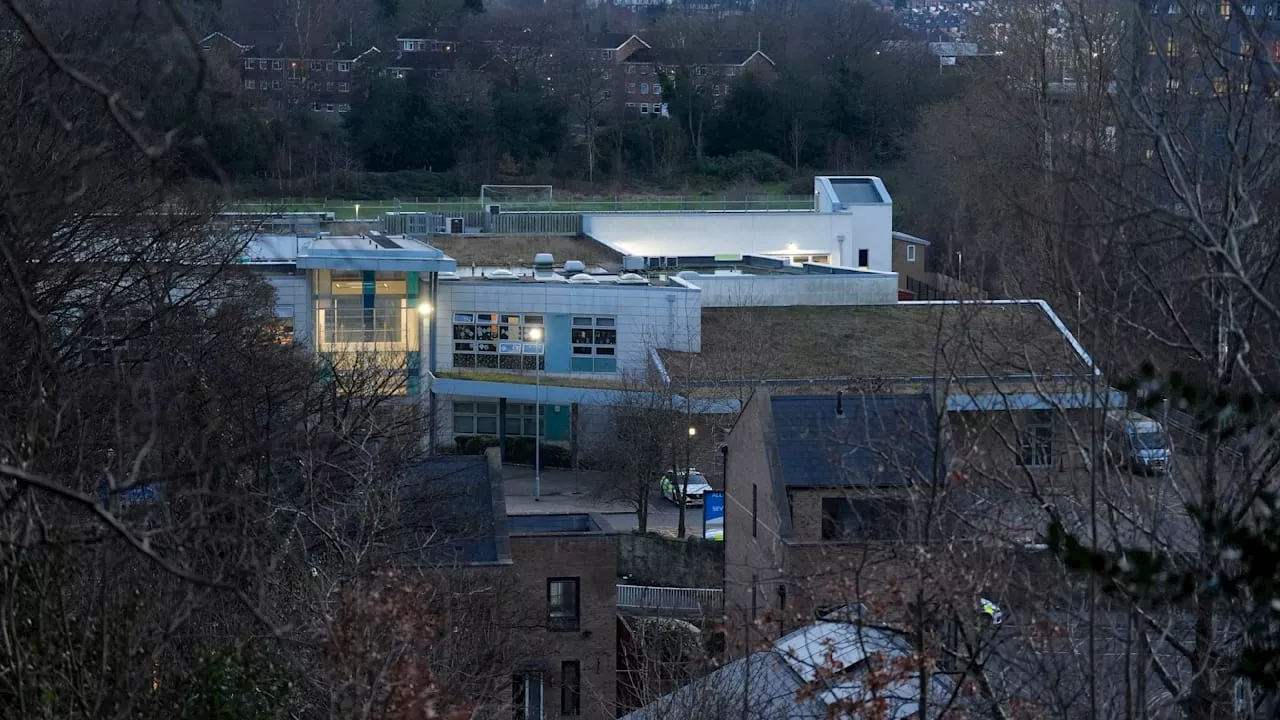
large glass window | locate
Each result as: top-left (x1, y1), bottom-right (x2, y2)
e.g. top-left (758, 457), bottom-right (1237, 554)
top-left (452, 312), bottom-right (544, 370)
top-left (547, 577), bottom-right (580, 631)
top-left (1019, 410), bottom-right (1055, 467)
top-left (325, 296), bottom-right (404, 345)
top-left (570, 316), bottom-right (617, 373)
top-left (453, 402), bottom-right (539, 438)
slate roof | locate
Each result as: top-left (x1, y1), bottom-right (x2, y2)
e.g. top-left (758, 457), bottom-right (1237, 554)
top-left (624, 47), bottom-right (772, 67)
top-left (396, 25), bottom-right (460, 40)
top-left (591, 32), bottom-right (645, 50)
top-left (386, 454), bottom-right (510, 566)
top-left (770, 393), bottom-right (939, 488)
top-left (388, 49), bottom-right (501, 70)
top-left (621, 618), bottom-right (954, 719)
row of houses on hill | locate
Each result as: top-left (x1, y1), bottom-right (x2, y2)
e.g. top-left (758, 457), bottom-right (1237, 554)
top-left (201, 26), bottom-right (775, 118)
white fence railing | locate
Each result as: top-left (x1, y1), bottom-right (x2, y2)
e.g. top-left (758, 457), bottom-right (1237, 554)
top-left (617, 584), bottom-right (723, 615)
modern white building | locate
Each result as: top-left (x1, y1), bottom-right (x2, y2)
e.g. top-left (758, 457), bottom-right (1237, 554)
top-left (244, 229), bottom-right (900, 451)
top-left (582, 176), bottom-right (894, 272)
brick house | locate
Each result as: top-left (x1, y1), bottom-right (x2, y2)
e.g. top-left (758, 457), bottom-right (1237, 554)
top-left (200, 31), bottom-right (379, 117)
top-left (722, 390), bottom-right (942, 651)
top-left (618, 46), bottom-right (775, 117)
top-left (507, 513), bottom-right (619, 720)
top-left (394, 25), bottom-right (460, 53)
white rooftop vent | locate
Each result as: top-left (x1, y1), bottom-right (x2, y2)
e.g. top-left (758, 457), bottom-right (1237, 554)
top-left (616, 273), bottom-right (648, 285)
top-left (533, 252), bottom-right (554, 268)
top-left (438, 271), bottom-right (461, 281)
top-left (563, 259), bottom-right (586, 273)
top-left (567, 273), bottom-right (600, 284)
top-left (484, 268), bottom-right (518, 280)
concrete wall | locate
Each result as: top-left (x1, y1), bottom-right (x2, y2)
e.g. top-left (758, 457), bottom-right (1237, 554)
top-left (617, 534), bottom-right (724, 589)
top-left (507, 530), bottom-right (618, 720)
top-left (263, 272), bottom-right (313, 343)
top-left (676, 272), bottom-right (899, 307)
top-left (582, 210), bottom-right (893, 273)
top-left (431, 281), bottom-right (701, 378)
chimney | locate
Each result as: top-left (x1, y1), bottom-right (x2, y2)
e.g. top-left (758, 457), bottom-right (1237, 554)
top-left (836, 390), bottom-right (844, 417)
top-left (757, 32), bottom-right (762, 52)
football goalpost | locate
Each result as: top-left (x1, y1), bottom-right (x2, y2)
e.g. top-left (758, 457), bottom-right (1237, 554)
top-left (479, 184), bottom-right (555, 210)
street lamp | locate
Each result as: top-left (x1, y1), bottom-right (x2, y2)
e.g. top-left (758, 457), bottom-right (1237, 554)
top-left (527, 326), bottom-right (544, 500)
top-left (678, 425), bottom-right (697, 538)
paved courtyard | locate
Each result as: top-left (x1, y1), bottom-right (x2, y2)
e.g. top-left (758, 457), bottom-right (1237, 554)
top-left (502, 465), bottom-right (692, 536)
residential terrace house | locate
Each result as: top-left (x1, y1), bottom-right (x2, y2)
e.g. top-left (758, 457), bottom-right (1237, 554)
top-left (200, 31), bottom-right (379, 116)
top-left (619, 46), bottom-right (775, 116)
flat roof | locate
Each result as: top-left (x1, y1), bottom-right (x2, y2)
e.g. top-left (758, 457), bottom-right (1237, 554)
top-left (507, 513), bottom-right (607, 535)
top-left (242, 233), bottom-right (458, 273)
top-left (426, 234), bottom-right (622, 268)
top-left (660, 301), bottom-right (1092, 382)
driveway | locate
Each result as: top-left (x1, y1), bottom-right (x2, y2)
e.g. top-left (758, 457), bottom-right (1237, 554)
top-left (502, 465), bottom-right (701, 537)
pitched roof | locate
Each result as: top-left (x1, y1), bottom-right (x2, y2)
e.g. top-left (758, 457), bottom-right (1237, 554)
top-left (659, 301), bottom-right (1093, 384)
top-left (590, 32), bottom-right (646, 50)
top-left (396, 25), bottom-right (460, 40)
top-left (388, 48), bottom-right (500, 70)
top-left (387, 454), bottom-right (510, 566)
top-left (770, 393), bottom-right (938, 489)
top-left (624, 47), bottom-right (773, 67)
top-left (621, 618), bottom-right (954, 719)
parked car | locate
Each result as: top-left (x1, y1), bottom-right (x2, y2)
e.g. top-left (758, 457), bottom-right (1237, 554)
top-left (660, 468), bottom-right (712, 507)
top-left (1105, 410), bottom-right (1173, 475)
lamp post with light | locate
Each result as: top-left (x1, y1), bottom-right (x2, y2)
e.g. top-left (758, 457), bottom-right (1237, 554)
top-left (526, 326), bottom-right (544, 500)
top-left (678, 425), bottom-right (696, 538)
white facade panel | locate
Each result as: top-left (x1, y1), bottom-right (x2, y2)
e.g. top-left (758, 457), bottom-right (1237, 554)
top-left (582, 210), bottom-right (893, 272)
top-left (430, 281), bottom-right (701, 377)
top-left (264, 272), bottom-right (313, 343)
top-left (681, 273), bottom-right (900, 307)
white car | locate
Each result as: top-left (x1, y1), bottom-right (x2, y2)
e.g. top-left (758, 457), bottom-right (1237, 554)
top-left (660, 469), bottom-right (712, 507)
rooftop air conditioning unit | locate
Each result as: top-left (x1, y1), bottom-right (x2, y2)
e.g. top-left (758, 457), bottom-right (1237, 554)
top-left (563, 259), bottom-right (586, 273)
top-left (485, 269), bottom-right (518, 280)
top-left (567, 273), bottom-right (600, 284)
top-left (446, 217), bottom-right (464, 234)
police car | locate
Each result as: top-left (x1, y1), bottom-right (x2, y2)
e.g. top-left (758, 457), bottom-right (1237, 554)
top-left (660, 468), bottom-right (713, 507)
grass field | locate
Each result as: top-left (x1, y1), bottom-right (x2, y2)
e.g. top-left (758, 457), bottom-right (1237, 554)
top-left (231, 195), bottom-right (815, 220)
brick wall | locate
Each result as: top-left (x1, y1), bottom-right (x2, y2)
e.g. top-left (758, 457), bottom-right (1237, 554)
top-left (507, 532), bottom-right (618, 719)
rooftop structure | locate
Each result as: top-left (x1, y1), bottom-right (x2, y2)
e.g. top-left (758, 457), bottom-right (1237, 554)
top-left (389, 451), bottom-right (511, 567)
top-left (244, 231), bottom-right (458, 273)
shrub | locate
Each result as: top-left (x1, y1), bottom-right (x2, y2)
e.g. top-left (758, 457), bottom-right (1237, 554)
top-left (695, 151), bottom-right (791, 184)
top-left (451, 436), bottom-right (571, 469)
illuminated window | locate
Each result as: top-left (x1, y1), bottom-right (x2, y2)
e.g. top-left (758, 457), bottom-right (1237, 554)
top-left (1167, 78), bottom-right (1182, 91)
top-left (1220, 0), bottom-right (1231, 17)
top-left (1167, 37), bottom-right (1180, 56)
top-left (1213, 76), bottom-right (1228, 94)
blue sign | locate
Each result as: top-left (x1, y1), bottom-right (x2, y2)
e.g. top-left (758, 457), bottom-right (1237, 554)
top-left (703, 490), bottom-right (725, 541)
top-left (97, 483), bottom-right (162, 506)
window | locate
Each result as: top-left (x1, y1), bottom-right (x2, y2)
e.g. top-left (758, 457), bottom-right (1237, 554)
top-left (653, 83), bottom-right (662, 95)
top-left (821, 497), bottom-right (906, 540)
top-left (696, 66), bottom-right (706, 75)
top-left (547, 578), bottom-right (580, 631)
top-left (751, 483), bottom-right (758, 538)
top-left (322, 296), bottom-right (404, 344)
top-left (626, 82), bottom-right (636, 93)
top-left (570, 316), bottom-right (617, 372)
top-left (626, 102), bottom-right (636, 109)
top-left (338, 61), bottom-right (350, 71)
top-left (1220, 0), bottom-right (1231, 16)
top-left (713, 84), bottom-right (722, 96)
top-left (392, 68), bottom-right (406, 79)
top-left (403, 40), bottom-right (414, 51)
top-left (1019, 410), bottom-right (1055, 467)
top-left (906, 244), bottom-right (917, 262)
top-left (1271, 40), bottom-right (1280, 62)
top-left (272, 59), bottom-right (282, 70)
top-left (310, 102), bottom-right (320, 111)
top-left (857, 248), bottom-right (869, 267)
top-left (326, 61), bottom-right (334, 71)
top-left (269, 306), bottom-right (295, 343)
top-left (243, 58), bottom-right (254, 69)
top-left (601, 69), bottom-right (611, 80)
top-left (561, 662), bottom-right (581, 716)
top-left (640, 82), bottom-right (649, 94)
top-left (258, 59), bottom-right (267, 69)
top-left (603, 90), bottom-right (612, 100)
top-left (640, 103), bottom-right (650, 113)
top-left (1167, 78), bottom-right (1182, 91)
top-left (245, 79), bottom-right (256, 89)
top-left (1214, 76), bottom-right (1228, 95)
top-left (325, 103), bottom-right (335, 112)
top-left (512, 674), bottom-right (544, 720)
top-left (1148, 40), bottom-right (1157, 55)
top-left (1166, 37), bottom-right (1180, 56)
top-left (338, 103), bottom-right (351, 112)
top-left (272, 80), bottom-right (281, 89)
top-left (452, 312), bottom-right (546, 370)
top-left (310, 60), bottom-right (322, 71)
top-left (453, 402), bottom-right (540, 438)
top-left (602, 49), bottom-right (613, 59)
top-left (626, 64), bottom-right (635, 74)
top-left (727, 67), bottom-right (738, 76)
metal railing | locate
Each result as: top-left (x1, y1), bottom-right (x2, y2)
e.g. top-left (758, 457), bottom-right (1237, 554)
top-left (617, 584), bottom-right (723, 616)
top-left (232, 195), bottom-right (815, 220)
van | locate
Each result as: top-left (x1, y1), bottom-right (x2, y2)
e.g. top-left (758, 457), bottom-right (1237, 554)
top-left (1105, 410), bottom-right (1172, 475)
